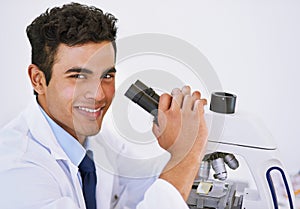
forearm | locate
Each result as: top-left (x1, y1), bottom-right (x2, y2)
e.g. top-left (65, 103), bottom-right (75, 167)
top-left (159, 136), bottom-right (207, 200)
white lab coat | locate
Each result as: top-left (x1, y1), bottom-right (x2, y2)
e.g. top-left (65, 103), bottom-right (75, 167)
top-left (0, 98), bottom-right (189, 209)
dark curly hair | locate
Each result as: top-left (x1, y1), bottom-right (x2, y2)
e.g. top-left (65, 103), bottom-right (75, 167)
top-left (26, 2), bottom-right (118, 87)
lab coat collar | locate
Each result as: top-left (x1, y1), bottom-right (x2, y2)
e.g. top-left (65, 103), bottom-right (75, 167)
top-left (23, 97), bottom-right (70, 162)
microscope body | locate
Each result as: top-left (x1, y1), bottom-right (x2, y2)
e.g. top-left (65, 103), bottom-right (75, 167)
top-left (198, 111), bottom-right (296, 209)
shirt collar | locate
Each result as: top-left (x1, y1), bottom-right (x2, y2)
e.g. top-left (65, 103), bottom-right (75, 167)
top-left (38, 105), bottom-right (86, 166)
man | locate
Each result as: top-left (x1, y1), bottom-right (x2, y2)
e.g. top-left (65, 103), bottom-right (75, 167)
top-left (0, 3), bottom-right (208, 209)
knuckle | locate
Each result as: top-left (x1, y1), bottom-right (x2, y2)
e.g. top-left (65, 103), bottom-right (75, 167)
top-left (183, 85), bottom-right (191, 91)
top-left (171, 88), bottom-right (181, 95)
top-left (160, 93), bottom-right (171, 99)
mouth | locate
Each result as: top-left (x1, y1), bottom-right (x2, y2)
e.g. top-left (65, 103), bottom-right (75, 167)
top-left (74, 105), bottom-right (105, 119)
top-left (78, 106), bottom-right (102, 113)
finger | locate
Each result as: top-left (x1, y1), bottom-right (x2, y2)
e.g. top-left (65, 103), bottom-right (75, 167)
top-left (192, 91), bottom-right (201, 100)
top-left (158, 93), bottom-right (172, 112)
top-left (170, 88), bottom-right (183, 110)
top-left (191, 91), bottom-right (201, 108)
top-left (193, 99), bottom-right (207, 112)
top-left (201, 98), bottom-right (207, 106)
top-left (192, 91), bottom-right (207, 108)
top-left (182, 95), bottom-right (194, 110)
top-left (181, 85), bottom-right (191, 96)
top-left (156, 94), bottom-right (171, 128)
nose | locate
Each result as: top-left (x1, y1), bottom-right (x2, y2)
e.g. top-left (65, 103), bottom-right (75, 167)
top-left (84, 79), bottom-right (105, 101)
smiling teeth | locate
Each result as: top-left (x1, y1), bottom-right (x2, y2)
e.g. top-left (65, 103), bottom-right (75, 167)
top-left (78, 107), bottom-right (101, 113)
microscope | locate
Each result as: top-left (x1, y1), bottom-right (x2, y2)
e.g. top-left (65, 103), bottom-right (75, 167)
top-left (125, 80), bottom-right (296, 209)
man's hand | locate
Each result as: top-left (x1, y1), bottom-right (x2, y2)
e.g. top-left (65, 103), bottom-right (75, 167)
top-left (152, 86), bottom-right (208, 201)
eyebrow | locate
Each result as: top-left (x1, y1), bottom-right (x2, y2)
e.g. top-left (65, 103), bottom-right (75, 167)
top-left (65, 67), bottom-right (116, 76)
top-left (65, 67), bottom-right (93, 74)
top-left (103, 67), bottom-right (117, 74)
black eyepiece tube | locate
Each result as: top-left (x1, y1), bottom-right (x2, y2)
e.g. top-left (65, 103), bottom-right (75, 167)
top-left (124, 80), bottom-right (160, 118)
top-left (134, 80), bottom-right (160, 102)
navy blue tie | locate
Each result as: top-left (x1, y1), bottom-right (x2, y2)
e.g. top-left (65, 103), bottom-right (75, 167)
top-left (79, 154), bottom-right (97, 209)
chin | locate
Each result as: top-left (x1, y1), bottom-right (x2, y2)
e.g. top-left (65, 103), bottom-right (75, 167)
top-left (89, 127), bottom-right (102, 137)
top-left (75, 123), bottom-right (102, 138)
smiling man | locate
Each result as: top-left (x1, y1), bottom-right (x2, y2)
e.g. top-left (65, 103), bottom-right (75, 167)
top-left (0, 3), bottom-right (208, 209)
top-left (30, 41), bottom-right (116, 145)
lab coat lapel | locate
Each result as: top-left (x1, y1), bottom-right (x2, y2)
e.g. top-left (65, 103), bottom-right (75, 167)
top-left (23, 99), bottom-right (86, 209)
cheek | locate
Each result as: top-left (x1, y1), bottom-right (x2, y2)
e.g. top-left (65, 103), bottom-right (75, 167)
top-left (63, 86), bottom-right (76, 99)
top-left (49, 85), bottom-right (75, 109)
top-left (105, 85), bottom-right (115, 101)
top-left (48, 76), bottom-right (75, 100)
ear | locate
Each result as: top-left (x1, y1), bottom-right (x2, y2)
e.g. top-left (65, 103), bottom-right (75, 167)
top-left (28, 64), bottom-right (47, 95)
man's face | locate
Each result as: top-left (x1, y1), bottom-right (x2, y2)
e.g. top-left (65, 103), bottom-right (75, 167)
top-left (38, 41), bottom-right (116, 143)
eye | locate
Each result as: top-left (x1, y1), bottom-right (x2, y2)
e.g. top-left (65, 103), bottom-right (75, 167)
top-left (70, 74), bottom-right (87, 79)
top-left (102, 73), bottom-right (115, 79)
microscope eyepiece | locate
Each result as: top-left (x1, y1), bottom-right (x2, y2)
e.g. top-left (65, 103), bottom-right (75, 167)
top-left (125, 80), bottom-right (160, 120)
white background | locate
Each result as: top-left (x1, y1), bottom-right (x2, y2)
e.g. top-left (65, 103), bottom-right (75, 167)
top-left (0, 0), bottom-right (299, 174)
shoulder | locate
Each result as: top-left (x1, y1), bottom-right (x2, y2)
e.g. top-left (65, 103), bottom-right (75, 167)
top-left (0, 112), bottom-right (30, 159)
top-left (0, 110), bottom-right (53, 171)
top-left (0, 114), bottom-right (67, 194)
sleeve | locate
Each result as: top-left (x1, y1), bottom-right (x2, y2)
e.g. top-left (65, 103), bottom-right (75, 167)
top-left (136, 179), bottom-right (189, 209)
